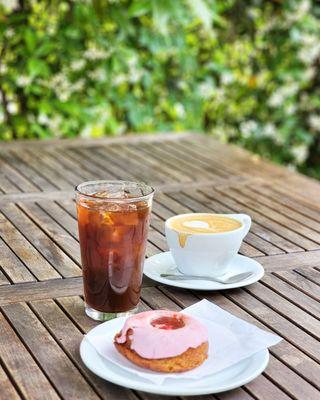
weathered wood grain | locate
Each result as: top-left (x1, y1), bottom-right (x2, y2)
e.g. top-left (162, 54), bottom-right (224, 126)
top-left (2, 302), bottom-right (101, 399)
top-left (0, 133), bottom-right (320, 400)
top-left (0, 210), bottom-right (60, 281)
top-left (0, 312), bottom-right (60, 400)
top-left (1, 203), bottom-right (80, 278)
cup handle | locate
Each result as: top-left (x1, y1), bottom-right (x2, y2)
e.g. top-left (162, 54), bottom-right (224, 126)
top-left (240, 214), bottom-right (251, 238)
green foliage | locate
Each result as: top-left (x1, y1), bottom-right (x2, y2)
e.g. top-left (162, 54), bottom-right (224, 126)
top-left (0, 0), bottom-right (319, 177)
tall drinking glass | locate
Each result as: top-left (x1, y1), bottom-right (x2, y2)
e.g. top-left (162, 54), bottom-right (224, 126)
top-left (75, 180), bottom-right (154, 321)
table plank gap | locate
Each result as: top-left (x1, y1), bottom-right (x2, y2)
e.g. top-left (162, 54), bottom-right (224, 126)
top-left (0, 310), bottom-right (61, 400)
top-left (2, 302), bottom-right (102, 400)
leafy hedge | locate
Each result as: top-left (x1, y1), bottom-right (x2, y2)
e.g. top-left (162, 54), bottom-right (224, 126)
top-left (0, 0), bottom-right (319, 177)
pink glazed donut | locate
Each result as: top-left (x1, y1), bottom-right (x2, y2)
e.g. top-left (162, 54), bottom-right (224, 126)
top-left (114, 309), bottom-right (209, 372)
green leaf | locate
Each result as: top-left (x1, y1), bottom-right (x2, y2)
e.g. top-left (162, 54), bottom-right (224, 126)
top-left (185, 0), bottom-right (213, 31)
top-left (128, 0), bottom-right (151, 17)
top-left (27, 59), bottom-right (49, 78)
top-left (25, 29), bottom-right (37, 52)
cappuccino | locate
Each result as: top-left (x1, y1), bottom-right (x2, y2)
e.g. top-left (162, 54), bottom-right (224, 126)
top-left (165, 213), bottom-right (252, 277)
top-left (168, 214), bottom-right (242, 247)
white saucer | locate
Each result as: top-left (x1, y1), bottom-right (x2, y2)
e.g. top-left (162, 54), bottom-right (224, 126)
top-left (80, 318), bottom-right (269, 396)
top-left (143, 252), bottom-right (264, 290)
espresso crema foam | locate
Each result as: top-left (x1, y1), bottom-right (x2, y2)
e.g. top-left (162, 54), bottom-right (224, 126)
top-left (169, 214), bottom-right (242, 247)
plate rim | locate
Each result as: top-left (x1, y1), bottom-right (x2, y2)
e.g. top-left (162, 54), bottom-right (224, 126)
top-left (80, 338), bottom-right (269, 395)
top-left (143, 252), bottom-right (264, 290)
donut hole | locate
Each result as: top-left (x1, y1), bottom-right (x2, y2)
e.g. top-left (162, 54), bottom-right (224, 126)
top-left (151, 316), bottom-right (185, 330)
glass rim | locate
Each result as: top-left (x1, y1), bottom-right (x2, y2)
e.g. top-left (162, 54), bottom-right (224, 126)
top-left (75, 180), bottom-right (155, 202)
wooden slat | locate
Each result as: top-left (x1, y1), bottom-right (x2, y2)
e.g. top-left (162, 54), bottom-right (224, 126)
top-left (30, 298), bottom-right (138, 400)
top-left (0, 237), bottom-right (36, 283)
top-left (274, 269), bottom-right (320, 301)
top-left (4, 151), bottom-right (57, 191)
top-left (0, 133), bottom-right (320, 400)
top-left (0, 275), bottom-right (159, 306)
top-left (225, 187), bottom-right (320, 244)
top-left (0, 278), bottom-right (83, 306)
top-left (0, 312), bottom-right (60, 400)
top-left (0, 154), bottom-right (40, 193)
top-left (0, 131), bottom-right (195, 150)
top-left (162, 286), bottom-right (320, 391)
top-left (141, 287), bottom-right (295, 400)
top-left (97, 144), bottom-right (165, 184)
top-left (238, 185), bottom-right (320, 232)
top-left (261, 274), bottom-right (320, 318)
top-left (0, 364), bottom-right (21, 400)
top-left (245, 282), bottom-right (320, 339)
top-left (18, 202), bottom-right (81, 266)
top-left (0, 210), bottom-right (60, 281)
top-left (28, 148), bottom-right (83, 188)
top-left (253, 250), bottom-right (320, 272)
top-left (225, 289), bottom-right (320, 362)
top-left (295, 267), bottom-right (320, 285)
top-left (205, 187), bottom-right (317, 251)
top-left (1, 203), bottom-right (79, 279)
top-left (2, 302), bottom-right (101, 399)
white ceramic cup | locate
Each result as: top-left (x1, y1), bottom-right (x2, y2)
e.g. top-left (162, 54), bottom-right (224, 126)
top-left (165, 213), bottom-right (251, 277)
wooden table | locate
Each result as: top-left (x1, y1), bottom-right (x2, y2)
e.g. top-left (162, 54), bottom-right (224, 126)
top-left (0, 133), bottom-right (319, 400)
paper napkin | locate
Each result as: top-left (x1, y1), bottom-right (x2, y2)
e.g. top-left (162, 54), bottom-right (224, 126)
top-left (85, 299), bottom-right (281, 384)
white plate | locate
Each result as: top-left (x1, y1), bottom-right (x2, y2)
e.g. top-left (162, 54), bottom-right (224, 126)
top-left (80, 320), bottom-right (269, 396)
top-left (143, 252), bottom-right (264, 290)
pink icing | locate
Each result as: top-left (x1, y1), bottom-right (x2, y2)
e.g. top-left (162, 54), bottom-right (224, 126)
top-left (115, 310), bottom-right (208, 359)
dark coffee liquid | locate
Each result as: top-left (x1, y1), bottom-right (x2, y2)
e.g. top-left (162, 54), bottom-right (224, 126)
top-left (77, 198), bottom-right (150, 313)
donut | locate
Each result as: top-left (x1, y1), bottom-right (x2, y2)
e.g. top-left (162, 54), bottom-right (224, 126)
top-left (114, 310), bottom-right (209, 372)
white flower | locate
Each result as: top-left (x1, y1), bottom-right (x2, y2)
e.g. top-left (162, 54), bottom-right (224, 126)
top-left (263, 123), bottom-right (277, 138)
top-left (80, 125), bottom-right (92, 138)
top-left (268, 92), bottom-right (283, 108)
top-left (70, 59), bottom-right (85, 71)
top-left (199, 81), bottom-right (214, 99)
top-left (7, 102), bottom-right (18, 114)
top-left (285, 104), bottom-right (296, 115)
top-left (88, 68), bottom-right (106, 81)
top-left (174, 103), bottom-right (185, 118)
top-left (38, 113), bottom-right (50, 125)
top-left (308, 114), bottom-right (320, 132)
top-left (0, 64), bottom-right (8, 74)
top-left (128, 55), bottom-right (138, 68)
top-left (84, 47), bottom-right (107, 60)
top-left (177, 80), bottom-right (188, 91)
top-left (113, 74), bottom-right (127, 86)
top-left (5, 28), bottom-right (14, 38)
top-left (247, 8), bottom-right (260, 19)
top-left (57, 92), bottom-right (70, 102)
top-left (297, 0), bottom-right (311, 16)
top-left (47, 25), bottom-right (56, 35)
top-left (305, 67), bottom-right (316, 81)
top-left (71, 79), bottom-right (85, 91)
top-left (290, 0), bottom-right (310, 20)
top-left (213, 87), bottom-right (225, 101)
top-left (16, 75), bottom-right (32, 87)
top-left (129, 68), bottom-right (143, 83)
top-left (0, 0), bottom-right (18, 12)
top-left (47, 115), bottom-right (62, 135)
top-left (291, 145), bottom-right (308, 164)
top-left (268, 84), bottom-right (299, 108)
top-left (298, 34), bottom-right (320, 64)
top-left (240, 120), bottom-right (258, 138)
top-left (299, 44), bottom-right (320, 64)
top-left (221, 72), bottom-right (234, 85)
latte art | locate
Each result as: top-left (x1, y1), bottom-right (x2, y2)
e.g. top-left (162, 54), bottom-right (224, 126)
top-left (169, 214), bottom-right (242, 235)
